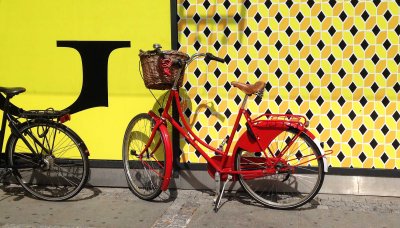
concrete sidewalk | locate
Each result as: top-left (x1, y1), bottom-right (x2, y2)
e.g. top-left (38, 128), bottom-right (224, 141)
top-left (0, 186), bottom-right (400, 228)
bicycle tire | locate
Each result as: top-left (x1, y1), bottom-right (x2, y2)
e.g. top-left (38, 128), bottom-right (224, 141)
top-left (122, 113), bottom-right (166, 200)
top-left (7, 120), bottom-right (89, 201)
top-left (234, 128), bottom-right (325, 209)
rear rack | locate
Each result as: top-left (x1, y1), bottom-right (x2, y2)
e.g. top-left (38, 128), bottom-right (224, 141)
top-left (20, 109), bottom-right (70, 120)
top-left (252, 113), bottom-right (308, 129)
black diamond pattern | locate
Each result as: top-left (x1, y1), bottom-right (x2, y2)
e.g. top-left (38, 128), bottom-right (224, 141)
top-left (306, 82), bottom-right (313, 92)
top-left (349, 82), bottom-right (357, 93)
top-left (349, 138), bottom-right (356, 148)
top-left (381, 125), bottom-right (389, 135)
top-left (349, 110), bottom-right (356, 120)
top-left (359, 152), bottom-right (367, 163)
top-left (275, 13), bottom-right (282, 23)
top-left (193, 13), bottom-right (200, 23)
top-left (234, 68), bottom-right (241, 77)
top-left (359, 125), bottom-right (367, 135)
top-left (371, 83), bottom-right (379, 93)
top-left (234, 41), bottom-right (241, 50)
top-left (370, 139), bottom-right (378, 149)
top-left (317, 96), bottom-right (324, 106)
top-left (204, 108), bottom-right (212, 118)
top-left (361, 40), bottom-right (369, 50)
top-left (328, 54), bottom-right (336, 64)
top-left (213, 13), bottom-right (221, 23)
top-left (360, 96), bottom-right (368, 106)
top-left (265, 55), bottom-right (272, 64)
top-left (370, 111), bottom-right (378, 121)
top-left (204, 27), bottom-right (211, 37)
top-left (328, 26), bottom-right (336, 36)
top-left (384, 10), bottom-right (392, 20)
top-left (350, 54), bottom-right (357, 64)
top-left (296, 41), bottom-right (304, 50)
top-left (234, 95), bottom-right (241, 105)
top-left (350, 26), bottom-right (358, 35)
top-left (318, 12), bottom-right (325, 22)
top-left (306, 110), bottom-right (313, 119)
top-left (339, 11), bottom-right (347, 21)
top-left (383, 40), bottom-right (391, 50)
top-left (275, 41), bottom-right (283, 50)
top-left (337, 152), bottom-right (345, 162)
top-left (224, 27), bottom-right (231, 37)
top-left (296, 68), bottom-right (303, 77)
top-left (214, 122), bottom-right (222, 131)
top-left (204, 82), bottom-right (211, 91)
top-left (254, 41), bottom-right (262, 50)
top-left (265, 27), bottom-right (272, 36)
top-left (296, 96), bottom-right (303, 105)
top-left (381, 153), bottom-right (389, 163)
top-left (194, 122), bottom-right (202, 131)
top-left (327, 110), bottom-right (335, 120)
top-left (234, 13), bottom-right (241, 23)
top-left (224, 109), bottom-right (231, 118)
top-left (307, 26), bottom-right (314, 36)
top-left (328, 83), bottom-right (335, 92)
top-left (382, 68), bottom-right (390, 78)
top-left (338, 124), bottom-right (345, 134)
top-left (286, 26), bottom-right (293, 36)
top-left (255, 68), bottom-right (262, 78)
top-left (382, 96), bottom-right (390, 107)
top-left (361, 11), bottom-right (369, 21)
top-left (178, 1), bottom-right (398, 168)
top-left (338, 96), bottom-right (345, 106)
top-left (244, 27), bottom-right (251, 37)
top-left (372, 25), bottom-right (380, 35)
top-left (275, 95), bottom-right (282, 105)
top-left (296, 12), bottom-right (304, 22)
top-left (215, 95), bottom-right (221, 105)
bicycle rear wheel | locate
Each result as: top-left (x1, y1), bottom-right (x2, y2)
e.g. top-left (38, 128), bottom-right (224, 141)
top-left (235, 128), bottom-right (325, 209)
top-left (122, 113), bottom-right (166, 200)
top-left (7, 120), bottom-right (89, 201)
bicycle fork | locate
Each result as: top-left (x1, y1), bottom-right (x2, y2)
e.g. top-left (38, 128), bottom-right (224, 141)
top-left (213, 172), bottom-right (232, 212)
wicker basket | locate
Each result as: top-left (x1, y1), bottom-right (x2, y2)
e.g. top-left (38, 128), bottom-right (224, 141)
top-left (139, 50), bottom-right (189, 90)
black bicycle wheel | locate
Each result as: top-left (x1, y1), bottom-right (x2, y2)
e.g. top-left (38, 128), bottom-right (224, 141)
top-left (122, 113), bottom-right (166, 200)
top-left (7, 120), bottom-right (89, 201)
top-left (235, 128), bottom-right (325, 209)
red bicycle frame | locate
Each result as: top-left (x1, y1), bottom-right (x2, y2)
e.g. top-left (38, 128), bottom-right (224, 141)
top-left (142, 90), bottom-right (316, 183)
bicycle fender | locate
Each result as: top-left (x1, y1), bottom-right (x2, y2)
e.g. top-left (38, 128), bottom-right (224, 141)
top-left (159, 124), bottom-right (173, 191)
top-left (148, 111), bottom-right (173, 191)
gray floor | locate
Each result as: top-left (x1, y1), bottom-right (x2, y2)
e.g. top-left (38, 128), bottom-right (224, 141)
top-left (0, 186), bottom-right (400, 228)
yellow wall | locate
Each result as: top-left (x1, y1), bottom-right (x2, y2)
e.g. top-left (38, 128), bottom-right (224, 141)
top-left (0, 0), bottom-right (171, 159)
top-left (177, 1), bottom-right (400, 169)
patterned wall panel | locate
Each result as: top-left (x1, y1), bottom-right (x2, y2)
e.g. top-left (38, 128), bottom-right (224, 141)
top-left (176, 0), bottom-right (400, 169)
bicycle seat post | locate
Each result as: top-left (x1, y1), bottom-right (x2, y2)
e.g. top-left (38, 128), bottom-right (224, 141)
top-left (0, 95), bottom-right (11, 153)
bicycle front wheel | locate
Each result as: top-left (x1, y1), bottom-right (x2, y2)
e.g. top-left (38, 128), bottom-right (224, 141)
top-left (7, 120), bottom-right (89, 201)
top-left (235, 128), bottom-right (325, 209)
top-left (122, 113), bottom-right (166, 200)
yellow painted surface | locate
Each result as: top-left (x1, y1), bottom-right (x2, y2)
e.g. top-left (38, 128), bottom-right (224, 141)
top-left (0, 1), bottom-right (171, 159)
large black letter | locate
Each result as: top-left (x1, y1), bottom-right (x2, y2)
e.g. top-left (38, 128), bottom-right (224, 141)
top-left (57, 41), bottom-right (130, 114)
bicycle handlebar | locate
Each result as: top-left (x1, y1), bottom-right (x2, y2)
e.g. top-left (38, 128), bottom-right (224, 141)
top-left (205, 53), bottom-right (225, 63)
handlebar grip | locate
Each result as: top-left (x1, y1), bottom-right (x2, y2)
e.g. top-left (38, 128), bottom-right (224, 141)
top-left (205, 53), bottom-right (225, 63)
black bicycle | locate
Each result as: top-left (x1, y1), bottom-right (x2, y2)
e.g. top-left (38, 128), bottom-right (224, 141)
top-left (0, 87), bottom-right (90, 201)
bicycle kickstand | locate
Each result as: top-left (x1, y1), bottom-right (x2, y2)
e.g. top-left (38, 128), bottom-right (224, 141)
top-left (213, 172), bottom-right (232, 212)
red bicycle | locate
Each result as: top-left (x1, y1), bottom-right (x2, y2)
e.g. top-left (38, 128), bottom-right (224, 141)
top-left (122, 44), bottom-right (330, 211)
